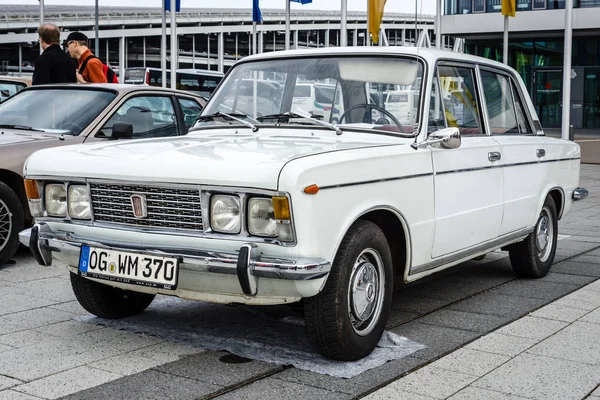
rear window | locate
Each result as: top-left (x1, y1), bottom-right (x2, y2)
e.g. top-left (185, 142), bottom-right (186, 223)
top-left (294, 85), bottom-right (311, 98)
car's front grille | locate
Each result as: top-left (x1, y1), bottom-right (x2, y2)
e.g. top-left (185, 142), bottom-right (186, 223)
top-left (90, 183), bottom-right (204, 232)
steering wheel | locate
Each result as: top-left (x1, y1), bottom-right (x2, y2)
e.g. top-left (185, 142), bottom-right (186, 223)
top-left (338, 103), bottom-right (405, 132)
top-left (60, 121), bottom-right (84, 134)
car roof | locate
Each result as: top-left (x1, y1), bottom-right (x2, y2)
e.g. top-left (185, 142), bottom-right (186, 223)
top-left (0, 75), bottom-right (32, 85)
top-left (19, 83), bottom-right (205, 97)
top-left (240, 46), bottom-right (512, 72)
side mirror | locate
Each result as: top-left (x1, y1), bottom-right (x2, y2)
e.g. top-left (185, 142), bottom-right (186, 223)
top-left (412, 127), bottom-right (461, 150)
top-left (110, 123), bottom-right (133, 140)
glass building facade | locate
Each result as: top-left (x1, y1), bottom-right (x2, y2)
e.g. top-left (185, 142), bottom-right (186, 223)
top-left (445, 0), bottom-right (600, 129)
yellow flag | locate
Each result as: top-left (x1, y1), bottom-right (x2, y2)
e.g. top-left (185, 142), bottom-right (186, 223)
top-left (368, 0), bottom-right (387, 44)
top-left (501, 0), bottom-right (516, 17)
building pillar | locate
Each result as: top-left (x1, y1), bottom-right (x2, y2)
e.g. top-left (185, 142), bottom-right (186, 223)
top-left (143, 36), bottom-right (146, 67)
top-left (218, 32), bottom-right (224, 73)
top-left (294, 30), bottom-right (299, 49)
top-left (18, 43), bottom-right (22, 75)
top-left (258, 31), bottom-right (263, 53)
top-left (207, 34), bottom-right (211, 69)
top-left (353, 29), bottom-right (358, 46)
top-left (192, 34), bottom-right (195, 69)
top-left (325, 29), bottom-right (330, 47)
top-left (235, 32), bottom-right (239, 60)
top-left (106, 39), bottom-right (109, 65)
top-left (273, 31), bottom-right (276, 51)
top-left (119, 36), bottom-right (125, 82)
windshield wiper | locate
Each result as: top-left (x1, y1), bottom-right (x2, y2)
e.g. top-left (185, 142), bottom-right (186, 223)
top-left (0, 124), bottom-right (45, 132)
top-left (257, 110), bottom-right (342, 135)
top-left (196, 111), bottom-right (259, 132)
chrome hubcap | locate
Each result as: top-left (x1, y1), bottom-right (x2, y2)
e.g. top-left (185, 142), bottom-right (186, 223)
top-left (0, 199), bottom-right (12, 253)
top-left (348, 248), bottom-right (385, 336)
top-left (535, 207), bottom-right (554, 262)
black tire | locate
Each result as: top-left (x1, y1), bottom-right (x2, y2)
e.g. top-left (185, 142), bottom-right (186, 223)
top-left (70, 272), bottom-right (155, 318)
top-left (304, 219), bottom-right (393, 361)
top-left (509, 195), bottom-right (558, 278)
top-left (0, 182), bottom-right (24, 267)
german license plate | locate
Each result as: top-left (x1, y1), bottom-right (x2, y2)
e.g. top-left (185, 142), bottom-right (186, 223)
top-left (78, 246), bottom-right (178, 290)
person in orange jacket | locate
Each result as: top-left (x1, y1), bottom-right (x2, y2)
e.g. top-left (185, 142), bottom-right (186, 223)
top-left (65, 31), bottom-right (108, 84)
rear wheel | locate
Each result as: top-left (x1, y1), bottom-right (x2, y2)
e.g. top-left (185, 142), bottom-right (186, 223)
top-left (70, 273), bottom-right (155, 318)
top-left (304, 220), bottom-right (393, 361)
top-left (0, 182), bottom-right (24, 267)
top-left (508, 195), bottom-right (558, 278)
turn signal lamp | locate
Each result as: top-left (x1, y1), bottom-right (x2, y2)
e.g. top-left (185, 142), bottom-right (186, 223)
top-left (272, 196), bottom-right (291, 220)
top-left (303, 184), bottom-right (319, 195)
top-left (24, 179), bottom-right (40, 200)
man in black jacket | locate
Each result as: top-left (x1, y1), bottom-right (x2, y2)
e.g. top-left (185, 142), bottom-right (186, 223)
top-left (32, 24), bottom-right (77, 85)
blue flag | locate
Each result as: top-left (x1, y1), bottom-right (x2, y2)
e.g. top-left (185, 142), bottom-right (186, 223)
top-left (252, 0), bottom-right (263, 23)
top-left (165, 0), bottom-right (180, 12)
top-left (291, 0), bottom-right (312, 3)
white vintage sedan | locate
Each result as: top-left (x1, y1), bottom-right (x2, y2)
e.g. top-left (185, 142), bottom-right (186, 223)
top-left (20, 47), bottom-right (587, 361)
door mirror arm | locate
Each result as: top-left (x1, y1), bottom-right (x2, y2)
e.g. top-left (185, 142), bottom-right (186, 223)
top-left (411, 127), bottom-right (461, 150)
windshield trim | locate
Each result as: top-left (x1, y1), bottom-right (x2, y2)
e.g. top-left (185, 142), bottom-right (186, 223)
top-left (201, 53), bottom-right (428, 138)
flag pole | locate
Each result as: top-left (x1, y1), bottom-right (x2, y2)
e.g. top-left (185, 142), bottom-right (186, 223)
top-left (161, 0), bottom-right (167, 88)
top-left (340, 0), bottom-right (347, 46)
top-left (285, 0), bottom-right (290, 50)
top-left (95, 0), bottom-right (99, 56)
top-left (561, 0), bottom-right (573, 140)
top-left (436, 0), bottom-right (442, 49)
top-left (253, 22), bottom-right (257, 54)
top-left (170, 2), bottom-right (177, 89)
top-left (366, 0), bottom-right (371, 46)
top-left (503, 15), bottom-right (508, 64)
top-left (39, 0), bottom-right (44, 54)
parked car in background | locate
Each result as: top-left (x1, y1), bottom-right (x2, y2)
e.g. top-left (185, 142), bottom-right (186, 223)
top-left (123, 67), bottom-right (224, 98)
top-left (20, 48), bottom-right (586, 361)
top-left (0, 84), bottom-right (205, 267)
top-left (0, 76), bottom-right (31, 102)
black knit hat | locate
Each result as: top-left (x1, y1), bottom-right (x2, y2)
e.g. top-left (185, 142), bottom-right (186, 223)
top-left (65, 31), bottom-right (88, 43)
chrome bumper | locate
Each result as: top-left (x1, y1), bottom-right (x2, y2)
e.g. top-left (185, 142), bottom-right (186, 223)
top-left (573, 187), bottom-right (589, 201)
top-left (19, 223), bottom-right (331, 296)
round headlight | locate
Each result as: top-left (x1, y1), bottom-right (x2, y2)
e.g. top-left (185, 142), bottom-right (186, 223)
top-left (45, 184), bottom-right (67, 217)
top-left (68, 185), bottom-right (92, 220)
top-left (210, 195), bottom-right (241, 234)
top-left (248, 198), bottom-right (277, 237)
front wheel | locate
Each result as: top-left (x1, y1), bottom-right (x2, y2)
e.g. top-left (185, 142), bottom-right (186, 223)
top-left (508, 195), bottom-right (558, 278)
top-left (304, 220), bottom-right (393, 361)
top-left (70, 273), bottom-right (156, 319)
top-left (0, 182), bottom-right (24, 267)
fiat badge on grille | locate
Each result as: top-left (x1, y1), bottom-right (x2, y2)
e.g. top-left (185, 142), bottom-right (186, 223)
top-left (130, 194), bottom-right (148, 219)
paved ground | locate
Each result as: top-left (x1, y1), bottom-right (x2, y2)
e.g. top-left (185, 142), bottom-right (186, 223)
top-left (0, 164), bottom-right (598, 400)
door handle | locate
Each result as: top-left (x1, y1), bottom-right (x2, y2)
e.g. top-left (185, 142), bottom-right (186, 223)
top-left (488, 152), bottom-right (501, 162)
top-left (536, 149), bottom-right (546, 158)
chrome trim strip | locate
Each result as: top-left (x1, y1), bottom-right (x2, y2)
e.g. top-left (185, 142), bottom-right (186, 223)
top-left (410, 228), bottom-right (533, 275)
top-left (319, 173), bottom-right (433, 190)
top-left (436, 157), bottom-right (580, 176)
top-left (20, 225), bottom-right (329, 281)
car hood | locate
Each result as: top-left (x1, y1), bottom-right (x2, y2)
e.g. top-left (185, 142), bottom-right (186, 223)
top-left (0, 129), bottom-right (60, 146)
top-left (25, 129), bottom-right (402, 189)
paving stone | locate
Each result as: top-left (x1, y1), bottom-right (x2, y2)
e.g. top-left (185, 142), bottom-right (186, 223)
top-left (448, 293), bottom-right (546, 318)
top-left (527, 321), bottom-right (600, 365)
top-left (429, 348), bottom-right (510, 376)
top-left (553, 289), bottom-right (600, 310)
top-left (530, 304), bottom-right (590, 323)
top-left (0, 308), bottom-right (74, 335)
top-left (13, 366), bottom-right (121, 399)
top-left (391, 294), bottom-right (448, 314)
top-left (0, 292), bottom-right (58, 316)
top-left (154, 351), bottom-right (283, 387)
top-left (59, 369), bottom-right (221, 400)
top-left (539, 272), bottom-right (598, 286)
top-left (583, 279), bottom-right (600, 292)
top-left (473, 353), bottom-right (600, 400)
top-left (129, 341), bottom-right (203, 364)
top-left (274, 356), bottom-right (424, 396)
top-left (33, 321), bottom-right (104, 338)
top-left (400, 280), bottom-right (496, 303)
top-left (391, 322), bottom-right (480, 360)
top-left (386, 310), bottom-right (419, 328)
top-left (465, 332), bottom-right (537, 357)
top-left (89, 353), bottom-right (164, 376)
top-left (570, 255), bottom-right (600, 264)
top-left (0, 376), bottom-right (21, 391)
top-left (490, 280), bottom-right (580, 301)
top-left (447, 387), bottom-right (535, 400)
top-left (363, 387), bottom-right (436, 399)
top-left (367, 365), bottom-right (478, 399)
top-left (581, 308), bottom-right (600, 324)
top-left (0, 390), bottom-right (40, 400)
top-left (48, 300), bottom-right (88, 315)
top-left (0, 330), bottom-right (51, 348)
top-left (214, 377), bottom-right (350, 400)
top-left (15, 277), bottom-right (76, 303)
top-left (495, 316), bottom-right (568, 341)
top-left (592, 385), bottom-right (600, 395)
top-left (417, 309), bottom-right (510, 333)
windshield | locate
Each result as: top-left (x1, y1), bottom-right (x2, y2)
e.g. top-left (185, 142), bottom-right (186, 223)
top-left (197, 56), bottom-right (424, 135)
top-left (0, 89), bottom-right (116, 135)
